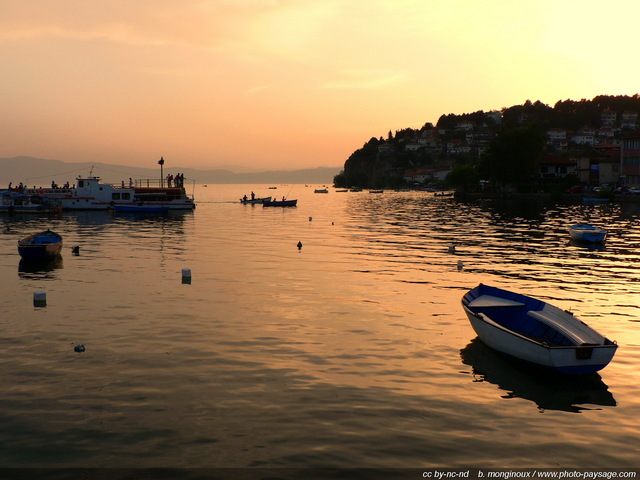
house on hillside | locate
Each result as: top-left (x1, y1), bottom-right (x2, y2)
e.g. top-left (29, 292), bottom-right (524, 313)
top-left (573, 144), bottom-right (621, 185)
top-left (622, 130), bottom-right (640, 185)
top-left (537, 154), bottom-right (575, 181)
top-left (600, 109), bottom-right (617, 127)
top-left (403, 167), bottom-right (451, 184)
top-left (621, 111), bottom-right (638, 130)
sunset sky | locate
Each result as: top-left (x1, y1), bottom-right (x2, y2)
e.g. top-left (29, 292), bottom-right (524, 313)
top-left (1, 0), bottom-right (638, 172)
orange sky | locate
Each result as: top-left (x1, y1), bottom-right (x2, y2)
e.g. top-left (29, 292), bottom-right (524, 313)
top-left (0, 0), bottom-right (638, 172)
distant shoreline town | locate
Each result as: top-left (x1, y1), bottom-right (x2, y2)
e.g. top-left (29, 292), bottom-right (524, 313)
top-left (334, 94), bottom-right (640, 192)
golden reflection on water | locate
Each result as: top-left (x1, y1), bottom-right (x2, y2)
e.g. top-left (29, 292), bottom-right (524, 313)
top-left (1, 185), bottom-right (639, 467)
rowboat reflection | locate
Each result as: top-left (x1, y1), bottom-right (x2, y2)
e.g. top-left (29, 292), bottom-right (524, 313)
top-left (18, 255), bottom-right (64, 279)
top-left (460, 338), bottom-right (616, 413)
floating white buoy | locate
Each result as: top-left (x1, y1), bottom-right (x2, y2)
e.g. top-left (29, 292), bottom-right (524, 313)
top-left (182, 268), bottom-right (192, 284)
top-left (448, 244), bottom-right (456, 254)
top-left (34, 290), bottom-right (46, 307)
top-left (457, 260), bottom-right (464, 271)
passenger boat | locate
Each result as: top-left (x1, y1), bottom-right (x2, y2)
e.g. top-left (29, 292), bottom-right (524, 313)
top-left (239, 196), bottom-right (271, 204)
top-left (263, 199), bottom-right (297, 207)
top-left (17, 230), bottom-right (63, 260)
top-left (461, 284), bottom-right (617, 374)
top-left (23, 175), bottom-right (195, 211)
top-left (569, 224), bottom-right (607, 243)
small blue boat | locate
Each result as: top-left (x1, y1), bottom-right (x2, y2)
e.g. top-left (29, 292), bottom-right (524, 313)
top-left (569, 224), bottom-right (607, 243)
top-left (18, 229), bottom-right (63, 260)
top-left (462, 284), bottom-right (617, 374)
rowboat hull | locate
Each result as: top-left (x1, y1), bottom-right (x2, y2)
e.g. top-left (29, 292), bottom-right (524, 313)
top-left (263, 200), bottom-right (297, 207)
top-left (18, 230), bottom-right (63, 261)
top-left (462, 284), bottom-right (617, 374)
top-left (569, 224), bottom-right (607, 243)
top-left (240, 197), bottom-right (271, 204)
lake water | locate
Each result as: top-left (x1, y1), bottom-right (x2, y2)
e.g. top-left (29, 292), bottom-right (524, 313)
top-left (1, 184), bottom-right (639, 472)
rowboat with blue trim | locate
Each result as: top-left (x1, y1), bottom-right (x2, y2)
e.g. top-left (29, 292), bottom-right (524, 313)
top-left (461, 284), bottom-right (617, 374)
top-left (569, 224), bottom-right (607, 243)
top-left (17, 230), bottom-right (63, 260)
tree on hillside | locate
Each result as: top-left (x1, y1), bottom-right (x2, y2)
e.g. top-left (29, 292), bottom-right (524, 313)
top-left (446, 163), bottom-right (479, 192)
top-left (481, 125), bottom-right (544, 185)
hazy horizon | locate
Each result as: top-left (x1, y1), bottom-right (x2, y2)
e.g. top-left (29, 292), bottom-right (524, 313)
top-left (1, 1), bottom-right (638, 171)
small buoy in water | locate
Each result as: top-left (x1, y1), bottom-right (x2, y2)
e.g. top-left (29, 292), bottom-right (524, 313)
top-left (457, 260), bottom-right (464, 271)
top-left (448, 244), bottom-right (456, 254)
top-left (33, 291), bottom-right (46, 307)
top-left (297, 241), bottom-right (303, 250)
top-left (309, 216), bottom-right (313, 221)
top-left (72, 246), bottom-right (80, 255)
top-left (182, 268), bottom-right (192, 284)
top-left (74, 345), bottom-right (85, 353)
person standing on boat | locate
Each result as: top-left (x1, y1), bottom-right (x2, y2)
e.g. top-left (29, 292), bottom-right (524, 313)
top-left (251, 191), bottom-right (255, 200)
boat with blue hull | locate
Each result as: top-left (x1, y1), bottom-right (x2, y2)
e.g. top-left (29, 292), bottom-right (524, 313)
top-left (569, 224), bottom-right (607, 243)
top-left (17, 230), bottom-right (63, 261)
top-left (461, 284), bottom-right (617, 374)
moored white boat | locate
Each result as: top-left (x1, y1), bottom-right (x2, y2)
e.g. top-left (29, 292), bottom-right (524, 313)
top-left (569, 224), bottom-right (607, 243)
top-left (0, 191), bottom-right (56, 214)
top-left (461, 284), bottom-right (617, 374)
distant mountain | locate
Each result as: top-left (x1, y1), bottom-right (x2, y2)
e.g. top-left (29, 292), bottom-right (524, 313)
top-left (0, 157), bottom-right (340, 186)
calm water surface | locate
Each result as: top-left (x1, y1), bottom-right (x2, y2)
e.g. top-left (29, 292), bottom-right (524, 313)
top-left (0, 185), bottom-right (639, 469)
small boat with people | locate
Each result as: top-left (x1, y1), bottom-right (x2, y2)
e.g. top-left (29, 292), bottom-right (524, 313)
top-left (461, 283), bottom-right (617, 374)
top-left (314, 188), bottom-right (329, 193)
top-left (569, 224), bottom-right (607, 243)
top-left (240, 194), bottom-right (272, 204)
top-left (263, 198), bottom-right (297, 207)
top-left (17, 229), bottom-right (63, 260)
